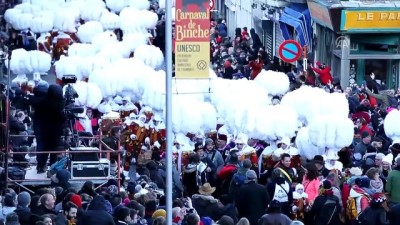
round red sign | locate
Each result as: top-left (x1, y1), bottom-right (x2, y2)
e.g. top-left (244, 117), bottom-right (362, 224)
top-left (210, 0), bottom-right (215, 10)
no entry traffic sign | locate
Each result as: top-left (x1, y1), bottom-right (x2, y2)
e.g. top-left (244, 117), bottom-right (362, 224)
top-left (278, 40), bottom-right (302, 63)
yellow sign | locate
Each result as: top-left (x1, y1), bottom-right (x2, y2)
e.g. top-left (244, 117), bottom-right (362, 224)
top-left (175, 42), bottom-right (209, 78)
top-left (342, 10), bottom-right (400, 30)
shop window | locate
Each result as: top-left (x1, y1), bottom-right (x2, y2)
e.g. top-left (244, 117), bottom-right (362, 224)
top-left (364, 44), bottom-right (389, 52)
top-left (365, 59), bottom-right (387, 85)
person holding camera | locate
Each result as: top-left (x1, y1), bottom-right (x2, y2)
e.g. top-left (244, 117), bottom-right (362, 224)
top-left (30, 84), bottom-right (66, 174)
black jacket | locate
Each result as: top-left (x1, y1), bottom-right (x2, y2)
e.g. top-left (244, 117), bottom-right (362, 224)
top-left (310, 194), bottom-right (341, 225)
top-left (14, 206), bottom-right (31, 225)
top-left (77, 210), bottom-right (115, 225)
top-left (358, 206), bottom-right (389, 225)
top-left (236, 182), bottom-right (270, 225)
top-left (390, 203), bottom-right (400, 225)
top-left (192, 194), bottom-right (225, 221)
top-left (32, 205), bottom-right (57, 216)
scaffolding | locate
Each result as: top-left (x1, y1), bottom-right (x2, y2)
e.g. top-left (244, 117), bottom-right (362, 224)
top-left (0, 48), bottom-right (123, 193)
top-left (5, 135), bottom-right (123, 194)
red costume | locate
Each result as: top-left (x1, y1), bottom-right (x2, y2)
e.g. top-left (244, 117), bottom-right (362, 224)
top-left (311, 61), bottom-right (333, 85)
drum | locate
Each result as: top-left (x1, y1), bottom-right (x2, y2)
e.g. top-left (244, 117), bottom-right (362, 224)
top-left (292, 198), bottom-right (306, 220)
top-left (128, 121), bottom-right (147, 143)
top-left (53, 34), bottom-right (73, 60)
top-left (120, 109), bottom-right (138, 118)
top-left (37, 37), bottom-right (52, 53)
top-left (262, 154), bottom-right (275, 172)
top-left (137, 149), bottom-right (153, 165)
top-left (100, 118), bottom-right (122, 135)
top-left (142, 111), bottom-right (153, 123)
top-left (290, 155), bottom-right (302, 168)
top-left (240, 151), bottom-right (258, 168)
top-left (124, 140), bottom-right (142, 170)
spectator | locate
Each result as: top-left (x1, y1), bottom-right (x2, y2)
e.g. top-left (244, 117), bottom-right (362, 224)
top-left (258, 200), bottom-right (292, 225)
top-left (386, 157), bottom-right (400, 204)
top-left (236, 170), bottom-right (270, 225)
top-left (14, 192), bottom-right (31, 225)
top-left (0, 193), bottom-right (17, 220)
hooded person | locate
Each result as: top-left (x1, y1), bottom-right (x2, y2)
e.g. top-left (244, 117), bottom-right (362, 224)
top-left (32, 84), bottom-right (66, 173)
top-left (51, 169), bottom-right (71, 190)
top-left (76, 195), bottom-right (115, 225)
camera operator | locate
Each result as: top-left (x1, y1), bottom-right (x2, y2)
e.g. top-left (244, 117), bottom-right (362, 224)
top-left (29, 84), bottom-right (66, 173)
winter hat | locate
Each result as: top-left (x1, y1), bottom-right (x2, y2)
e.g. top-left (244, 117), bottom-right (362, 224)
top-left (205, 138), bottom-right (214, 145)
top-left (245, 170), bottom-right (257, 183)
top-left (56, 169), bottom-right (71, 183)
top-left (382, 154), bottom-right (393, 164)
top-left (290, 221), bottom-right (305, 225)
top-left (200, 217), bottom-right (213, 225)
top-left (17, 191), bottom-right (31, 207)
top-left (242, 159), bottom-right (252, 169)
top-left (361, 131), bottom-right (370, 139)
top-left (356, 177), bottom-right (371, 188)
top-left (217, 215), bottom-right (234, 225)
top-left (376, 153), bottom-right (385, 160)
top-left (295, 184), bottom-right (305, 193)
top-left (372, 193), bottom-right (387, 204)
top-left (349, 167), bottom-right (363, 176)
top-left (322, 180), bottom-right (332, 190)
top-left (152, 209), bottom-right (166, 219)
top-left (70, 194), bottom-right (82, 208)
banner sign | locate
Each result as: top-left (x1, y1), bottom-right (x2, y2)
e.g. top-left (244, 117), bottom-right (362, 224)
top-left (175, 0), bottom-right (210, 78)
top-left (341, 10), bottom-right (400, 31)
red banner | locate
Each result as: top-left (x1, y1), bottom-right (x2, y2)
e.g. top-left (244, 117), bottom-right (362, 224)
top-left (175, 0), bottom-right (210, 78)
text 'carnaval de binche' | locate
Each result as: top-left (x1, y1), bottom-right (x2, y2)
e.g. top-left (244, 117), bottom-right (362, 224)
top-left (175, 9), bottom-right (210, 41)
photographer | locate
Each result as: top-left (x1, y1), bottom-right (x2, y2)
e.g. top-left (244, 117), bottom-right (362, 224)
top-left (29, 84), bottom-right (66, 173)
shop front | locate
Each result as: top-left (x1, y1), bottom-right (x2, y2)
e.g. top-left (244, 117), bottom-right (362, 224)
top-left (308, 0), bottom-right (400, 88)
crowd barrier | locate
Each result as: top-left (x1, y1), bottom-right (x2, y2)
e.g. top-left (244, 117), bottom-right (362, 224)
top-left (4, 130), bottom-right (123, 193)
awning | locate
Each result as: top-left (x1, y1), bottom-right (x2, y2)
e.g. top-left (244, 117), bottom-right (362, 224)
top-left (279, 4), bottom-right (313, 50)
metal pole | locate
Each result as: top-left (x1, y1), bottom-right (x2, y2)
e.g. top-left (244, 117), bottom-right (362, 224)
top-left (165, 0), bottom-right (173, 224)
top-left (4, 46), bottom-right (10, 189)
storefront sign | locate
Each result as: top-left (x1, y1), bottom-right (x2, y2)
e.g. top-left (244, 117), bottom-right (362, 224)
top-left (341, 10), bottom-right (400, 31)
top-left (175, 0), bottom-right (210, 78)
top-left (307, 1), bottom-right (333, 30)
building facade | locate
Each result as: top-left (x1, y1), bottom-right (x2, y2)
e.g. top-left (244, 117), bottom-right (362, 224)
top-left (308, 0), bottom-right (400, 89)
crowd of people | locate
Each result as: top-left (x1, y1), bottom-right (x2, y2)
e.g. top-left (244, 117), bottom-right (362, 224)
top-left (2, 2), bottom-right (400, 225)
